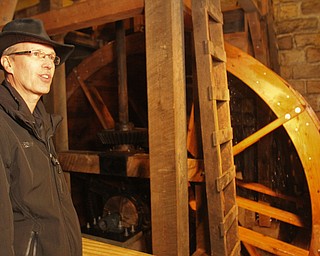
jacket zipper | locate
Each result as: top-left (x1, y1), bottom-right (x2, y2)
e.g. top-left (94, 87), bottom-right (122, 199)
top-left (46, 135), bottom-right (73, 255)
top-left (24, 231), bottom-right (38, 256)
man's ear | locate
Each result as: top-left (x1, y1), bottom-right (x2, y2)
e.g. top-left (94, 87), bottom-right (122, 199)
top-left (1, 56), bottom-right (13, 73)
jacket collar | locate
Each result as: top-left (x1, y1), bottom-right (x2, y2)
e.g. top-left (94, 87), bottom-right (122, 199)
top-left (0, 80), bottom-right (62, 137)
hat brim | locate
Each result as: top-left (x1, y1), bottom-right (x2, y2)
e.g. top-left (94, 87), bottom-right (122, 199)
top-left (0, 32), bottom-right (74, 67)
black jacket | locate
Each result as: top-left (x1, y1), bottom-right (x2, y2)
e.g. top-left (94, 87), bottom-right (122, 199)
top-left (0, 80), bottom-right (82, 256)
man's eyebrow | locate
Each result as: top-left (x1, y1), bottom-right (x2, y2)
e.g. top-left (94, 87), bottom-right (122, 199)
top-left (31, 49), bottom-right (56, 54)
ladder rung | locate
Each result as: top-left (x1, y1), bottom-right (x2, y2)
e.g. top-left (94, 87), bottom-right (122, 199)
top-left (207, 1), bottom-right (223, 23)
top-left (208, 86), bottom-right (230, 101)
top-left (204, 40), bottom-right (226, 62)
top-left (229, 241), bottom-right (241, 256)
top-left (216, 166), bottom-right (235, 192)
top-left (219, 204), bottom-right (238, 237)
top-left (212, 127), bottom-right (233, 146)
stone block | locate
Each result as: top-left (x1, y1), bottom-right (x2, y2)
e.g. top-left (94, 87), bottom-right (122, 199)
top-left (293, 63), bottom-right (320, 79)
top-left (276, 18), bottom-right (318, 34)
top-left (280, 65), bottom-right (293, 79)
top-left (278, 35), bottom-right (293, 50)
top-left (279, 49), bottom-right (305, 65)
top-left (304, 93), bottom-right (320, 111)
top-left (301, 0), bottom-right (320, 15)
top-left (306, 47), bottom-right (320, 63)
top-left (295, 33), bottom-right (320, 47)
top-left (307, 80), bottom-right (320, 94)
top-left (288, 79), bottom-right (307, 94)
top-left (278, 3), bottom-right (299, 21)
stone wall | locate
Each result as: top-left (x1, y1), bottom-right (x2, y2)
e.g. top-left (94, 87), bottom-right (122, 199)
top-left (272, 0), bottom-right (320, 118)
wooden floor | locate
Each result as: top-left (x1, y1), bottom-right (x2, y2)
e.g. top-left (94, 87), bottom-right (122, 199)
top-left (82, 237), bottom-right (152, 256)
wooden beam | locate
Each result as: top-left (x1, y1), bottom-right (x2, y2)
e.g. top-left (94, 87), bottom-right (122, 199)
top-left (58, 151), bottom-right (205, 182)
top-left (237, 196), bottom-right (305, 228)
top-left (82, 237), bottom-right (152, 256)
top-left (239, 227), bottom-right (309, 256)
top-left (246, 11), bottom-right (269, 65)
top-left (0, 0), bottom-right (17, 26)
top-left (238, 0), bottom-right (260, 14)
top-left (31, 0), bottom-right (144, 35)
top-left (233, 107), bottom-right (303, 156)
top-left (145, 0), bottom-right (189, 255)
top-left (15, 0), bottom-right (38, 12)
top-left (72, 69), bottom-right (115, 129)
top-left (236, 180), bottom-right (304, 205)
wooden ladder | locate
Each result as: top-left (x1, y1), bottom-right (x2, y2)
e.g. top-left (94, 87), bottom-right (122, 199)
top-left (191, 0), bottom-right (240, 255)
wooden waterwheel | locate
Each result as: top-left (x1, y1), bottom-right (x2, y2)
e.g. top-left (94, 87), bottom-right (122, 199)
top-left (225, 42), bottom-right (320, 256)
top-left (66, 32), bottom-right (320, 255)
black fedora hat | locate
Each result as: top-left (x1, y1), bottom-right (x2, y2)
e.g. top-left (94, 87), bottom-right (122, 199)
top-left (0, 18), bottom-right (74, 66)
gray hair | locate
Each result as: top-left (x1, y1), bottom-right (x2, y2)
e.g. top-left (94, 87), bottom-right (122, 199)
top-left (2, 45), bottom-right (17, 56)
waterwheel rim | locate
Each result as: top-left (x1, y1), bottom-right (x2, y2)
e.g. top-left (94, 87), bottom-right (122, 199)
top-left (226, 42), bottom-right (320, 255)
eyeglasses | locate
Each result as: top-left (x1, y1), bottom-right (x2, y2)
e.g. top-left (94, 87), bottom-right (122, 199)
top-left (7, 50), bottom-right (61, 65)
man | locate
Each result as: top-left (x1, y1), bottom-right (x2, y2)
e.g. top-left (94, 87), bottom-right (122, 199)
top-left (0, 18), bottom-right (82, 255)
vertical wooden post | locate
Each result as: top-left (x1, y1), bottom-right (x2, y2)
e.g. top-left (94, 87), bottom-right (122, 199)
top-left (41, 0), bottom-right (68, 152)
top-left (42, 0), bottom-right (70, 186)
top-left (50, 53), bottom-right (69, 152)
top-left (145, 0), bottom-right (189, 255)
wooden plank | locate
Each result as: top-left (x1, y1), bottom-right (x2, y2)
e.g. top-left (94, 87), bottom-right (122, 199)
top-left (30, 0), bottom-right (144, 35)
top-left (239, 227), bottom-right (309, 256)
top-left (212, 127), bottom-right (233, 146)
top-left (82, 237), bottom-right (152, 256)
top-left (242, 241), bottom-right (261, 256)
top-left (265, 0), bottom-right (280, 73)
top-left (246, 11), bottom-right (269, 66)
top-left (0, 0), bottom-right (18, 26)
top-left (216, 166), bottom-right (235, 192)
top-left (206, 40), bottom-right (226, 62)
top-left (58, 151), bottom-right (205, 181)
top-left (237, 196), bottom-right (305, 228)
top-left (236, 180), bottom-right (304, 205)
top-left (145, 0), bottom-right (189, 255)
top-left (59, 151), bottom-right (101, 174)
top-left (16, 0), bottom-right (38, 11)
top-left (238, 0), bottom-right (260, 14)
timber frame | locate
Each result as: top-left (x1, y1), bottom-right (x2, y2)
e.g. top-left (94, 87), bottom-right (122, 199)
top-left (2, 1), bottom-right (320, 256)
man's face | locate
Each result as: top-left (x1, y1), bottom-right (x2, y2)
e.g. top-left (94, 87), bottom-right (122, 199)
top-left (3, 42), bottom-right (56, 101)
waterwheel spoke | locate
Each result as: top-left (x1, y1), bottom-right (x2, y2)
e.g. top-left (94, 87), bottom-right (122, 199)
top-left (233, 107), bottom-right (303, 156)
top-left (226, 41), bottom-right (320, 254)
top-left (236, 179), bottom-right (303, 206)
top-left (239, 227), bottom-right (309, 256)
top-left (237, 196), bottom-right (305, 228)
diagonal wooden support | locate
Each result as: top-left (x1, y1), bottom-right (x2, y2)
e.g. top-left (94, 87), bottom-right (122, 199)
top-left (72, 68), bottom-right (115, 129)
